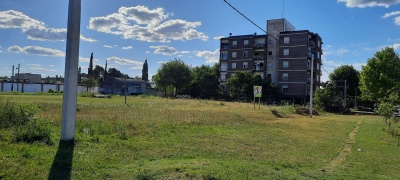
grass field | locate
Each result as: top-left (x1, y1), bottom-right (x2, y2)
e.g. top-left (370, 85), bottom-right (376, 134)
top-left (1, 94), bottom-right (399, 179)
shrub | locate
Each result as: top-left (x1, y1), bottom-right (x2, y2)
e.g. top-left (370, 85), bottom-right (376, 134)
top-left (0, 100), bottom-right (39, 129)
top-left (13, 119), bottom-right (52, 145)
top-left (48, 89), bottom-right (55, 93)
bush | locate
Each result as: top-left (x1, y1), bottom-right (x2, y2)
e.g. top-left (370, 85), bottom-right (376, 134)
top-left (0, 99), bottom-right (39, 129)
top-left (13, 119), bottom-right (52, 145)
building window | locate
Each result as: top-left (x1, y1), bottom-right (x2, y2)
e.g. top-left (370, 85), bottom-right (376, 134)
top-left (317, 75), bottom-right (320, 82)
top-left (232, 52), bottom-right (237, 58)
top-left (268, 62), bottom-right (272, 67)
top-left (268, 51), bottom-right (272, 55)
top-left (232, 41), bottom-right (237, 47)
top-left (318, 40), bottom-right (321, 47)
top-left (267, 74), bottom-right (271, 79)
top-left (243, 51), bottom-right (249, 57)
top-left (243, 62), bottom-right (248, 68)
top-left (232, 63), bottom-right (236, 69)
top-left (221, 52), bottom-right (228, 60)
top-left (282, 85), bottom-right (288, 92)
top-left (283, 61), bottom-right (289, 68)
top-left (244, 40), bottom-right (249, 46)
top-left (221, 63), bottom-right (228, 71)
top-left (317, 52), bottom-right (320, 59)
top-left (283, 49), bottom-right (289, 56)
top-left (269, 40), bottom-right (273, 44)
top-left (284, 37), bottom-right (290, 44)
top-left (221, 74), bottom-right (226, 81)
top-left (282, 73), bottom-right (288, 80)
top-left (317, 63), bottom-right (320, 70)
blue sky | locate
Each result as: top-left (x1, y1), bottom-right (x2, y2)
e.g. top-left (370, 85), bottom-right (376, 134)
top-left (0, 0), bottom-right (399, 82)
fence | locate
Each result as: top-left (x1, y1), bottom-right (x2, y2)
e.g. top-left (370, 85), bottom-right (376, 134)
top-left (0, 82), bottom-right (98, 93)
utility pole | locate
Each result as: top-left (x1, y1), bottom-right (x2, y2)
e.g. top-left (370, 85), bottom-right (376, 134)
top-left (16, 64), bottom-right (20, 92)
top-left (61, 0), bottom-right (81, 141)
top-left (309, 53), bottom-right (314, 118)
top-left (11, 65), bottom-right (14, 91)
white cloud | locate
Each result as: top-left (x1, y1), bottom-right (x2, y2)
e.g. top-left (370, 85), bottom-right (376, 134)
top-left (338, 0), bottom-right (400, 8)
top-left (8, 45), bottom-right (65, 57)
top-left (106, 56), bottom-right (143, 69)
top-left (391, 43), bottom-right (400, 50)
top-left (395, 16), bottom-right (400, 25)
top-left (0, 10), bottom-right (96, 42)
top-left (0, 46), bottom-right (2, 53)
top-left (88, 5), bottom-right (208, 42)
top-left (157, 61), bottom-right (166, 64)
top-left (214, 36), bottom-right (224, 40)
top-left (80, 35), bottom-right (97, 42)
top-left (196, 49), bottom-right (219, 64)
top-left (150, 45), bottom-right (178, 56)
top-left (122, 46), bottom-right (133, 50)
top-left (30, 67), bottom-right (57, 72)
top-left (104, 45), bottom-right (113, 48)
top-left (323, 48), bottom-right (350, 57)
top-left (146, 51), bottom-right (150, 54)
top-left (382, 11), bottom-right (400, 18)
top-left (180, 51), bottom-right (191, 54)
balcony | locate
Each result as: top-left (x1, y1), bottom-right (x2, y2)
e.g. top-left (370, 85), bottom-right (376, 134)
top-left (253, 43), bottom-right (265, 49)
top-left (308, 41), bottom-right (315, 48)
top-left (253, 66), bottom-right (264, 72)
top-left (253, 55), bottom-right (265, 60)
top-left (220, 44), bottom-right (229, 50)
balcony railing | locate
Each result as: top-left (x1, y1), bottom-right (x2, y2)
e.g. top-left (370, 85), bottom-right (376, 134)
top-left (253, 43), bottom-right (265, 49)
top-left (253, 67), bottom-right (264, 72)
top-left (253, 55), bottom-right (265, 60)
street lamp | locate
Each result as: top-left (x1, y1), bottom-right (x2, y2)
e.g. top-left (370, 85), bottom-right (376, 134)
top-left (16, 64), bottom-right (20, 92)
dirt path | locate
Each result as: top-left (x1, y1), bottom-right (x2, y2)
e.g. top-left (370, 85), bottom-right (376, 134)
top-left (321, 117), bottom-right (364, 173)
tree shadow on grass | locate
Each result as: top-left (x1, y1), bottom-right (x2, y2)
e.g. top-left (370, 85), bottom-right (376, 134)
top-left (48, 140), bottom-right (75, 180)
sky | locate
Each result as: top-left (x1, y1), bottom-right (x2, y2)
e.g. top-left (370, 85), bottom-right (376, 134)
top-left (0, 0), bottom-right (399, 82)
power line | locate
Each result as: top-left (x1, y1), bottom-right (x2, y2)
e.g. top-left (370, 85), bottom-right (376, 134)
top-left (223, 0), bottom-right (277, 40)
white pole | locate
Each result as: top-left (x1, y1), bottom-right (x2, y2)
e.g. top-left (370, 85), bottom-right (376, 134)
top-left (61, 0), bottom-right (81, 141)
top-left (309, 53), bottom-right (314, 118)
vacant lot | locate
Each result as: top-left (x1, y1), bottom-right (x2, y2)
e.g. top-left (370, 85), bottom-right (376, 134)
top-left (1, 94), bottom-right (399, 179)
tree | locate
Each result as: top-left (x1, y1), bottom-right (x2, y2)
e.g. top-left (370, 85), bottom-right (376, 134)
top-left (189, 64), bottom-right (221, 99)
top-left (82, 77), bottom-right (98, 93)
top-left (329, 65), bottom-right (360, 97)
top-left (360, 47), bottom-right (400, 103)
top-left (226, 71), bottom-right (262, 101)
top-left (93, 65), bottom-right (104, 80)
top-left (142, 59), bottom-right (148, 81)
top-left (154, 59), bottom-right (191, 97)
top-left (88, 52), bottom-right (94, 77)
top-left (107, 68), bottom-right (130, 78)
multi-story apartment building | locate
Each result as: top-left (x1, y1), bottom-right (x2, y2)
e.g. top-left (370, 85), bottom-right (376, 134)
top-left (219, 19), bottom-right (322, 103)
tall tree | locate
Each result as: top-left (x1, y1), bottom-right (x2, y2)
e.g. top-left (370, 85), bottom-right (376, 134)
top-left (104, 60), bottom-right (108, 77)
top-left (93, 65), bottom-right (104, 80)
top-left (107, 68), bottom-right (129, 78)
top-left (154, 59), bottom-right (191, 97)
top-left (329, 65), bottom-right (360, 97)
top-left (88, 52), bottom-right (94, 77)
top-left (360, 47), bottom-right (400, 103)
top-left (142, 59), bottom-right (148, 81)
top-left (189, 64), bottom-right (221, 99)
top-left (226, 71), bottom-right (262, 101)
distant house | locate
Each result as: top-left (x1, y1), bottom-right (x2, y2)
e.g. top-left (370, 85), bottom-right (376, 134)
top-left (12, 73), bottom-right (41, 83)
top-left (99, 77), bottom-right (156, 95)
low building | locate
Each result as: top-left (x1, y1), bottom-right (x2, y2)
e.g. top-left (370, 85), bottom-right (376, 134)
top-left (99, 77), bottom-right (156, 95)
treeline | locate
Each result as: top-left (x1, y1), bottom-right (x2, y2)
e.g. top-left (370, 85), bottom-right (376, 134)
top-left (153, 59), bottom-right (283, 102)
top-left (314, 47), bottom-right (400, 112)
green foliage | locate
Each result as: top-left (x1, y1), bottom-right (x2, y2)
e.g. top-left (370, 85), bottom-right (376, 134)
top-left (360, 47), bottom-right (400, 103)
top-left (154, 59), bottom-right (192, 97)
top-left (329, 65), bottom-right (360, 97)
top-left (82, 77), bottom-right (98, 89)
top-left (93, 65), bottom-right (105, 80)
top-left (314, 88), bottom-right (336, 111)
top-left (226, 71), bottom-right (259, 101)
top-left (189, 64), bottom-right (221, 99)
top-left (142, 60), bottom-right (149, 81)
top-left (13, 119), bottom-right (52, 145)
top-left (107, 67), bottom-right (130, 78)
top-left (378, 102), bottom-right (394, 121)
top-left (0, 99), bottom-right (39, 129)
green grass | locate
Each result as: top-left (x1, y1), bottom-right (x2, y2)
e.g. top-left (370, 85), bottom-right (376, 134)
top-left (0, 94), bottom-right (399, 179)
